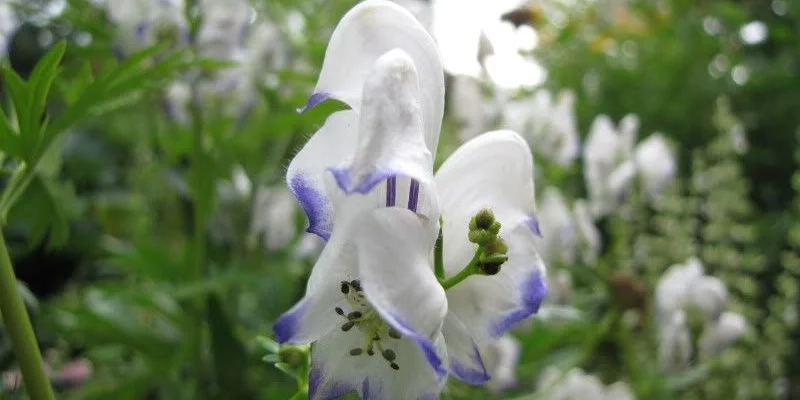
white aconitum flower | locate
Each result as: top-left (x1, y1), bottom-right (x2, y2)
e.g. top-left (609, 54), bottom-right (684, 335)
top-left (483, 335), bottom-right (521, 394)
top-left (0, 1), bottom-right (19, 58)
top-left (197, 0), bottom-right (252, 60)
top-left (655, 257), bottom-right (705, 317)
top-left (391, 0), bottom-right (432, 32)
top-left (700, 311), bottom-right (747, 355)
top-left (536, 187), bottom-right (577, 265)
top-left (537, 368), bottom-right (635, 400)
top-left (249, 186), bottom-right (298, 252)
top-left (106, 0), bottom-right (187, 53)
top-left (573, 199), bottom-right (601, 264)
top-left (294, 233), bottom-right (325, 261)
top-left (273, 2), bottom-right (548, 398)
top-left (687, 275), bottom-right (728, 321)
top-left (583, 114), bottom-right (639, 219)
top-left (658, 309), bottom-right (692, 372)
top-left (544, 269), bottom-right (572, 305)
top-left (634, 133), bottom-right (677, 203)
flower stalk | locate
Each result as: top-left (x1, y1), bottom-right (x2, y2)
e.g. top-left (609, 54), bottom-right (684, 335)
top-left (0, 232), bottom-right (56, 400)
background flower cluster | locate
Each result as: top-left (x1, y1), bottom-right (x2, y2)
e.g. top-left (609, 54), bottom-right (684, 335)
top-left (0, 0), bottom-right (798, 399)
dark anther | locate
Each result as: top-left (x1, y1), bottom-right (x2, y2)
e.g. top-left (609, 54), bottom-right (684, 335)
top-left (367, 348), bottom-right (375, 356)
top-left (335, 307), bottom-right (344, 315)
top-left (350, 280), bottom-right (362, 291)
top-left (373, 335), bottom-right (381, 341)
top-left (478, 261), bottom-right (502, 275)
top-left (340, 281), bottom-right (350, 294)
top-left (381, 349), bottom-right (396, 361)
top-left (388, 328), bottom-right (401, 339)
top-left (390, 363), bottom-right (400, 370)
top-left (341, 321), bottom-right (355, 332)
top-left (349, 348), bottom-right (363, 356)
top-left (347, 311), bottom-right (362, 320)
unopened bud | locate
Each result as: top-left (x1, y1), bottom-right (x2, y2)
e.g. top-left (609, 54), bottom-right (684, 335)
top-left (484, 237), bottom-right (508, 255)
top-left (473, 208), bottom-right (496, 230)
top-left (477, 253), bottom-right (508, 275)
top-left (468, 229), bottom-right (494, 245)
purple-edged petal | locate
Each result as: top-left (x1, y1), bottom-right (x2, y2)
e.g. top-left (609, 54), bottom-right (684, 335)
top-left (435, 130), bottom-right (548, 342)
top-left (273, 231), bottom-right (357, 344)
top-left (354, 208), bottom-right (447, 375)
top-left (309, 0), bottom-right (444, 155)
top-left (441, 313), bottom-right (490, 384)
top-left (286, 111), bottom-right (360, 240)
top-left (310, 327), bottom-right (447, 400)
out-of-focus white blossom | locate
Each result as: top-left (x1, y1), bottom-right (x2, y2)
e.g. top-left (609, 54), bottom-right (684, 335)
top-left (249, 186), bottom-right (298, 252)
top-left (537, 367), bottom-right (637, 400)
top-left (451, 74), bottom-right (493, 142)
top-left (700, 311), bottom-right (747, 355)
top-left (537, 188), bottom-right (577, 265)
top-left (655, 257), bottom-right (727, 321)
top-left (573, 199), bottom-right (601, 264)
top-left (500, 89), bottom-right (580, 166)
top-left (483, 335), bottom-right (522, 394)
top-left (197, 0), bottom-right (252, 60)
top-left (583, 114), bottom-right (639, 219)
top-left (545, 269), bottom-right (572, 305)
top-left (658, 309), bottom-right (692, 371)
top-left (106, 0), bottom-right (188, 53)
top-left (687, 275), bottom-right (728, 321)
top-left (634, 133), bottom-right (677, 203)
top-left (292, 233), bottom-right (325, 261)
top-left (0, 1), bottom-right (19, 58)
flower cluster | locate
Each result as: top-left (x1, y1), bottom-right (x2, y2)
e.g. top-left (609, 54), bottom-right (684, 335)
top-left (272, 2), bottom-right (548, 398)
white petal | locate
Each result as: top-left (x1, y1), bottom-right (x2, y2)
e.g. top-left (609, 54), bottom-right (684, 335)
top-left (287, 111), bottom-right (360, 240)
top-left (634, 133), bottom-right (676, 201)
top-left (273, 233), bottom-right (357, 344)
top-left (435, 130), bottom-right (547, 341)
top-left (309, 328), bottom-right (447, 400)
top-left (441, 313), bottom-right (489, 384)
top-left (536, 188), bottom-right (577, 265)
top-left (700, 311), bottom-right (747, 355)
top-left (483, 334), bottom-right (521, 393)
top-left (328, 50), bottom-right (438, 221)
top-left (658, 310), bottom-right (692, 371)
top-left (687, 275), bottom-right (728, 320)
top-left (604, 382), bottom-right (637, 400)
top-left (303, 0), bottom-right (444, 155)
top-left (573, 199), bottom-right (601, 263)
top-left (356, 207), bottom-right (447, 378)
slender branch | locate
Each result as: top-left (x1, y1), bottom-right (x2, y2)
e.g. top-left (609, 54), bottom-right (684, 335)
top-left (0, 232), bottom-right (56, 400)
top-left (440, 248), bottom-right (481, 290)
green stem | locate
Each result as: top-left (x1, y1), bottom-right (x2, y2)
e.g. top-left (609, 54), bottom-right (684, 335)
top-left (434, 221), bottom-right (444, 280)
top-left (0, 233), bottom-right (56, 400)
top-left (440, 249), bottom-right (481, 290)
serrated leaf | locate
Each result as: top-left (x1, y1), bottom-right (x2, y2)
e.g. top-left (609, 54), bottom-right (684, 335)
top-left (27, 41), bottom-right (67, 159)
top-left (1, 67), bottom-right (31, 159)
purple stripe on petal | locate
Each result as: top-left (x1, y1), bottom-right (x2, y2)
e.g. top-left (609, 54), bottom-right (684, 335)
top-left (407, 179), bottom-right (420, 212)
top-left (389, 314), bottom-right (447, 380)
top-left (309, 367), bottom-right (355, 400)
top-left (297, 92), bottom-right (330, 113)
top-left (273, 301), bottom-right (307, 343)
top-left (450, 346), bottom-right (490, 385)
top-left (289, 175), bottom-right (332, 240)
top-left (489, 270), bottom-right (547, 337)
top-left (526, 214), bottom-right (542, 237)
top-left (386, 176), bottom-right (396, 207)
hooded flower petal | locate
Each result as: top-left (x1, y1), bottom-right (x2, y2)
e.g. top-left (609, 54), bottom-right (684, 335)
top-left (302, 0), bottom-right (444, 155)
top-left (634, 133), bottom-right (676, 201)
top-left (328, 49), bottom-right (438, 220)
top-left (287, 111), bottom-right (360, 239)
top-left (356, 207), bottom-right (447, 377)
top-left (309, 328), bottom-right (447, 400)
top-left (435, 130), bottom-right (547, 342)
top-left (483, 334), bottom-right (522, 393)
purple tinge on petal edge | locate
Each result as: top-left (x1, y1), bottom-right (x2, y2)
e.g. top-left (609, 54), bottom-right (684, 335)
top-left (450, 346), bottom-right (490, 385)
top-left (273, 302), bottom-right (306, 343)
top-left (298, 92), bottom-right (330, 113)
top-left (361, 378), bottom-right (385, 400)
top-left (526, 214), bottom-right (542, 237)
top-left (489, 270), bottom-right (548, 337)
top-left (289, 175), bottom-right (332, 240)
top-left (329, 167), bottom-right (395, 196)
top-left (309, 368), bottom-right (356, 400)
top-left (389, 314), bottom-right (447, 380)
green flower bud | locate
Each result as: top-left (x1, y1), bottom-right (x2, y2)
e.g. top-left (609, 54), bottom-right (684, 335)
top-left (489, 221), bottom-right (501, 235)
top-left (473, 208), bottom-right (496, 230)
top-left (468, 229), bottom-right (494, 245)
top-left (477, 254), bottom-right (508, 275)
top-left (484, 237), bottom-right (508, 255)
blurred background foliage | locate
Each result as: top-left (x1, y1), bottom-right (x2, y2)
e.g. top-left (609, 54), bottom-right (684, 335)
top-left (0, 0), bottom-right (797, 399)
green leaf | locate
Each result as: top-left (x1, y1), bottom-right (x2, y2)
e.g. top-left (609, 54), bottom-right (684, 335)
top-left (26, 41), bottom-right (67, 159)
top-left (1, 67), bottom-right (31, 159)
top-left (6, 175), bottom-right (70, 249)
top-left (0, 107), bottom-right (22, 158)
top-left (208, 294), bottom-right (249, 400)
